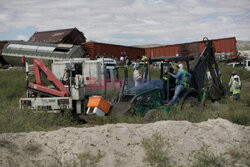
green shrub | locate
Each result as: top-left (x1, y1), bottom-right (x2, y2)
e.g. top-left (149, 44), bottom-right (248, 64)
top-left (141, 132), bottom-right (173, 167)
top-left (225, 148), bottom-right (250, 166)
top-left (0, 105), bottom-right (77, 133)
top-left (74, 151), bottom-right (105, 167)
top-left (218, 99), bottom-right (250, 126)
top-left (192, 144), bottom-right (225, 167)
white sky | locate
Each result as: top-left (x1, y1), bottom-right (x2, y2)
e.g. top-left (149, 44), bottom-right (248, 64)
top-left (0, 0), bottom-right (249, 45)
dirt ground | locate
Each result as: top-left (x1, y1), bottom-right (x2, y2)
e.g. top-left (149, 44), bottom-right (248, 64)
top-left (0, 118), bottom-right (249, 167)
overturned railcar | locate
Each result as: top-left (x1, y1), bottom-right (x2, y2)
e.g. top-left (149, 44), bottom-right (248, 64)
top-left (1, 41), bottom-right (85, 66)
top-left (0, 41), bottom-right (8, 65)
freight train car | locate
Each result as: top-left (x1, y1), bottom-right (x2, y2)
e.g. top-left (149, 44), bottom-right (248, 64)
top-left (145, 37), bottom-right (237, 60)
top-left (1, 41), bottom-right (85, 66)
top-left (83, 41), bottom-right (145, 60)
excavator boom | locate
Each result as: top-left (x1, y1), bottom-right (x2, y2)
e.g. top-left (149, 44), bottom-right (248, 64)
top-left (191, 38), bottom-right (225, 99)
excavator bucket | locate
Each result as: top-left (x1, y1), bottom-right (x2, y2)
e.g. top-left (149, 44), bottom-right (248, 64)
top-left (112, 102), bottom-right (132, 116)
top-left (79, 102), bottom-right (131, 123)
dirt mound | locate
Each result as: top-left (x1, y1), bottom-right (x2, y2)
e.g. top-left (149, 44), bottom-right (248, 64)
top-left (0, 118), bottom-right (249, 167)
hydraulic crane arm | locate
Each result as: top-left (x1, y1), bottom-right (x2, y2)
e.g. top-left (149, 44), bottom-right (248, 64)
top-left (27, 59), bottom-right (70, 97)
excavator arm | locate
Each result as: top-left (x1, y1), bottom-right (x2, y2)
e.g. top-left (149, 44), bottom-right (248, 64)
top-left (191, 38), bottom-right (225, 100)
top-left (27, 59), bottom-right (70, 97)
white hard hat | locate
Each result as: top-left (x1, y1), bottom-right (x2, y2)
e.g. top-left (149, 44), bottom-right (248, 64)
top-left (178, 64), bottom-right (183, 71)
top-left (233, 75), bottom-right (239, 79)
top-left (177, 64), bottom-right (182, 68)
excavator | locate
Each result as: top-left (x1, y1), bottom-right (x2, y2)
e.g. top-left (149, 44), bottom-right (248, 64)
top-left (112, 37), bottom-right (225, 115)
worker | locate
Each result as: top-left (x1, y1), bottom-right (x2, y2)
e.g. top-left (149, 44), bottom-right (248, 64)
top-left (141, 55), bottom-right (147, 61)
top-left (120, 56), bottom-right (124, 65)
top-left (133, 58), bottom-right (143, 87)
top-left (232, 75), bottom-right (241, 101)
top-left (21, 56), bottom-right (25, 68)
top-left (125, 55), bottom-right (130, 66)
top-left (141, 55), bottom-right (148, 66)
top-left (168, 64), bottom-right (191, 106)
top-left (228, 71), bottom-right (241, 96)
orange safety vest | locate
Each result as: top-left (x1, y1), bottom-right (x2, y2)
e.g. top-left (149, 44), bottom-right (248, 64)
top-left (22, 57), bottom-right (25, 63)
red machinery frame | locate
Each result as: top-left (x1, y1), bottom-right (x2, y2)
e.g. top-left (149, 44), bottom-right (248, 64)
top-left (28, 59), bottom-right (70, 97)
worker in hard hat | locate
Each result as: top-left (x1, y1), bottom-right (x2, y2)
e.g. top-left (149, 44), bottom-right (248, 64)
top-left (120, 56), bottom-right (124, 66)
top-left (232, 75), bottom-right (241, 101)
top-left (133, 58), bottom-right (143, 87)
top-left (168, 64), bottom-right (191, 106)
top-left (229, 71), bottom-right (241, 96)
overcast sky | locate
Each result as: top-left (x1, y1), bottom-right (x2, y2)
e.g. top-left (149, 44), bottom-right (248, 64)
top-left (0, 0), bottom-right (249, 45)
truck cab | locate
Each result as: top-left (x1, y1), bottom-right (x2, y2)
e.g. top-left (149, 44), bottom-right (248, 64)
top-left (98, 58), bottom-right (120, 80)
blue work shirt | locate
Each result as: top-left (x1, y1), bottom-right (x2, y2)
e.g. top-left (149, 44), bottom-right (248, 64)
top-left (170, 70), bottom-right (191, 86)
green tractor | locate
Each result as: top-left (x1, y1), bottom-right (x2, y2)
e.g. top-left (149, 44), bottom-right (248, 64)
top-left (112, 38), bottom-right (225, 116)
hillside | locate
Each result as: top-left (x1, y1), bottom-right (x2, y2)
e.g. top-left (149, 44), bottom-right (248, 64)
top-left (237, 41), bottom-right (250, 50)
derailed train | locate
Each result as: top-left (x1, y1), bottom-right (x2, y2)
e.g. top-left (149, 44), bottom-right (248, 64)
top-left (1, 40), bottom-right (85, 66)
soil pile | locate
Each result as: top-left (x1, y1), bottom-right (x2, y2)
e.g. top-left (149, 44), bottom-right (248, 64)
top-left (0, 118), bottom-right (249, 167)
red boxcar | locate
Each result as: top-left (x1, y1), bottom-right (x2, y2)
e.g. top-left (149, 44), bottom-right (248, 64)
top-left (145, 45), bottom-right (179, 58)
top-left (29, 28), bottom-right (86, 45)
top-left (145, 37), bottom-right (237, 60)
top-left (83, 42), bottom-right (145, 60)
top-left (209, 37), bottom-right (237, 60)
